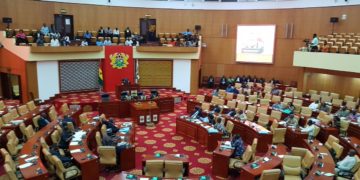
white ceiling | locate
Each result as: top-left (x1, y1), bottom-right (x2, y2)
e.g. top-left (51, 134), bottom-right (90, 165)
top-left (41, 0), bottom-right (360, 10)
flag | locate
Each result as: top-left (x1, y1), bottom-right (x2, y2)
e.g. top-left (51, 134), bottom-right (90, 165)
top-left (98, 67), bottom-right (103, 87)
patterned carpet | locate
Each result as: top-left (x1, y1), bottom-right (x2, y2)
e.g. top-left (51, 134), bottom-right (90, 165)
top-left (102, 101), bottom-right (214, 179)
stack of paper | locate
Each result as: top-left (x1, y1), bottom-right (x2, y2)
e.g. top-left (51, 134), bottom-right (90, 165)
top-left (72, 131), bottom-right (86, 141)
top-left (70, 149), bottom-right (82, 153)
top-left (18, 163), bottom-right (33, 169)
top-left (70, 141), bottom-right (80, 146)
top-left (25, 156), bottom-right (38, 163)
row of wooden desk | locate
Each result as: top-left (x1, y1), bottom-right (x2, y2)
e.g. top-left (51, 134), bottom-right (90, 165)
top-left (175, 117), bottom-right (222, 152)
top-left (18, 108), bottom-right (80, 180)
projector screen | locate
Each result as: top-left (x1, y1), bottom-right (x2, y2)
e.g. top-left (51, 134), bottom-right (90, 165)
top-left (236, 25), bottom-right (276, 64)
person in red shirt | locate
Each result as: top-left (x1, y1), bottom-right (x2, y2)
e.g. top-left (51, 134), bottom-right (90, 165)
top-left (15, 29), bottom-right (28, 45)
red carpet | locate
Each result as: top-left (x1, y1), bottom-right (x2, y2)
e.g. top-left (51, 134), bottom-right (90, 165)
top-left (102, 101), bottom-right (214, 179)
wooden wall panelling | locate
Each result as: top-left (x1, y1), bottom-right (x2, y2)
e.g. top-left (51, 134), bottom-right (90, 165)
top-left (190, 59), bottom-right (200, 94)
top-left (138, 60), bottom-right (173, 87)
top-left (26, 62), bottom-right (39, 100)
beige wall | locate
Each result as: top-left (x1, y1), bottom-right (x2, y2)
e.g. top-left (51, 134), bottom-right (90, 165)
top-left (1, 0), bottom-right (360, 96)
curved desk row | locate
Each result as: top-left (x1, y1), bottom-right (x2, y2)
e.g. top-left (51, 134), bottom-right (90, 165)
top-left (69, 112), bottom-right (100, 180)
top-left (302, 139), bottom-right (336, 180)
top-left (1, 105), bottom-right (51, 138)
top-left (175, 117), bottom-right (222, 152)
top-left (18, 109), bottom-right (80, 180)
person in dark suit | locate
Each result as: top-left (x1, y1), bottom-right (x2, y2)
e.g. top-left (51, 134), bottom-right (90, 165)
top-left (191, 106), bottom-right (202, 119)
top-left (208, 76), bottom-right (215, 88)
top-left (50, 144), bottom-right (72, 164)
top-left (231, 134), bottom-right (245, 158)
top-left (38, 113), bottom-right (50, 130)
top-left (124, 27), bottom-right (132, 39)
top-left (103, 118), bottom-right (119, 135)
top-left (63, 115), bottom-right (75, 128)
top-left (58, 126), bottom-right (72, 149)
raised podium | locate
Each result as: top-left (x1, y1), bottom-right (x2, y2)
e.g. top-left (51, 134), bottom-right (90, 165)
top-left (115, 84), bottom-right (140, 99)
top-left (130, 101), bottom-right (160, 125)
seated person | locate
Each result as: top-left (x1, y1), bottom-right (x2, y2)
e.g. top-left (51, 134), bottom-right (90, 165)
top-left (199, 114), bottom-right (210, 123)
top-left (190, 106), bottom-right (202, 119)
top-left (284, 114), bottom-right (298, 127)
top-left (38, 113), bottom-right (50, 130)
top-left (270, 86), bottom-right (281, 96)
top-left (232, 87), bottom-right (239, 95)
top-left (58, 126), bottom-right (73, 149)
top-left (50, 37), bottom-right (60, 47)
top-left (207, 76), bottom-right (215, 88)
top-left (235, 76), bottom-right (241, 84)
top-left (98, 27), bottom-right (104, 37)
top-left (125, 38), bottom-right (133, 46)
top-left (150, 90), bottom-right (159, 99)
top-left (15, 29), bottom-right (28, 45)
top-left (212, 105), bottom-right (221, 114)
top-left (103, 37), bottom-right (112, 46)
top-left (300, 120), bottom-right (316, 139)
top-left (103, 118), bottom-right (119, 135)
top-left (227, 109), bottom-right (237, 117)
top-left (220, 76), bottom-right (227, 88)
top-left (227, 76), bottom-right (234, 85)
top-left (214, 117), bottom-right (226, 134)
top-left (102, 133), bottom-right (116, 146)
top-left (336, 107), bottom-right (350, 118)
top-left (96, 38), bottom-right (104, 46)
top-left (231, 134), bottom-right (245, 158)
top-left (63, 115), bottom-right (76, 128)
top-left (40, 23), bottom-right (50, 36)
top-left (319, 102), bottom-right (330, 113)
top-left (282, 102), bottom-right (295, 114)
top-left (226, 84), bottom-right (233, 93)
top-left (308, 100), bottom-right (320, 112)
top-left (49, 144), bottom-right (72, 164)
top-left (122, 78), bottom-right (130, 85)
top-left (271, 102), bottom-right (283, 110)
top-left (347, 109), bottom-right (360, 122)
top-left (113, 28), bottom-right (120, 38)
top-left (83, 30), bottom-right (92, 42)
top-left (36, 34), bottom-right (45, 46)
top-left (235, 110), bottom-right (247, 121)
top-left (120, 91), bottom-right (129, 101)
top-left (80, 40), bottom-right (88, 46)
top-left (61, 35), bottom-right (71, 46)
top-left (336, 150), bottom-right (357, 176)
top-left (212, 88), bottom-right (219, 96)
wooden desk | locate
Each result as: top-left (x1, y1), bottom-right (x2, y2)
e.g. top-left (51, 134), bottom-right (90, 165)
top-left (99, 97), bottom-right (174, 119)
top-left (2, 105), bottom-right (51, 138)
top-left (229, 118), bottom-right (272, 153)
top-left (212, 141), bottom-right (234, 179)
top-left (117, 172), bottom-right (206, 180)
top-left (317, 125), bottom-right (339, 143)
top-left (284, 128), bottom-right (308, 148)
top-left (115, 84), bottom-right (140, 99)
top-left (114, 122), bottom-right (136, 171)
top-left (304, 140), bottom-right (336, 180)
top-left (18, 109), bottom-right (79, 180)
top-left (240, 144), bottom-right (287, 179)
top-left (69, 112), bottom-right (99, 180)
top-left (142, 154), bottom-right (189, 176)
top-left (340, 136), bottom-right (360, 159)
top-left (130, 101), bottom-right (160, 125)
top-left (176, 117), bottom-right (222, 151)
top-left (348, 123), bottom-right (360, 138)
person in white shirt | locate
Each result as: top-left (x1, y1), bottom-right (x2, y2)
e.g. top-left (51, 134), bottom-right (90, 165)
top-left (61, 35), bottom-right (70, 46)
top-left (300, 120), bottom-right (316, 138)
top-left (336, 150), bottom-right (357, 175)
top-left (103, 37), bottom-right (112, 46)
top-left (113, 28), bottom-right (120, 38)
top-left (125, 38), bottom-right (133, 46)
top-left (80, 40), bottom-right (88, 46)
top-left (50, 37), bottom-right (60, 47)
top-left (309, 100), bottom-right (320, 112)
top-left (235, 110), bottom-right (247, 121)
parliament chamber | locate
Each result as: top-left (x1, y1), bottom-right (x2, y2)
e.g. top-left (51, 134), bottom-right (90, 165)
top-left (0, 0), bottom-right (360, 180)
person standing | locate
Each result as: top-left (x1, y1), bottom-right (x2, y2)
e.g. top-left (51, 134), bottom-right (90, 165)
top-left (310, 33), bottom-right (319, 52)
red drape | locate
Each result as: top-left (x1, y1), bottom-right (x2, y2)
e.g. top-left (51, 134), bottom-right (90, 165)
top-left (103, 46), bottom-right (134, 92)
